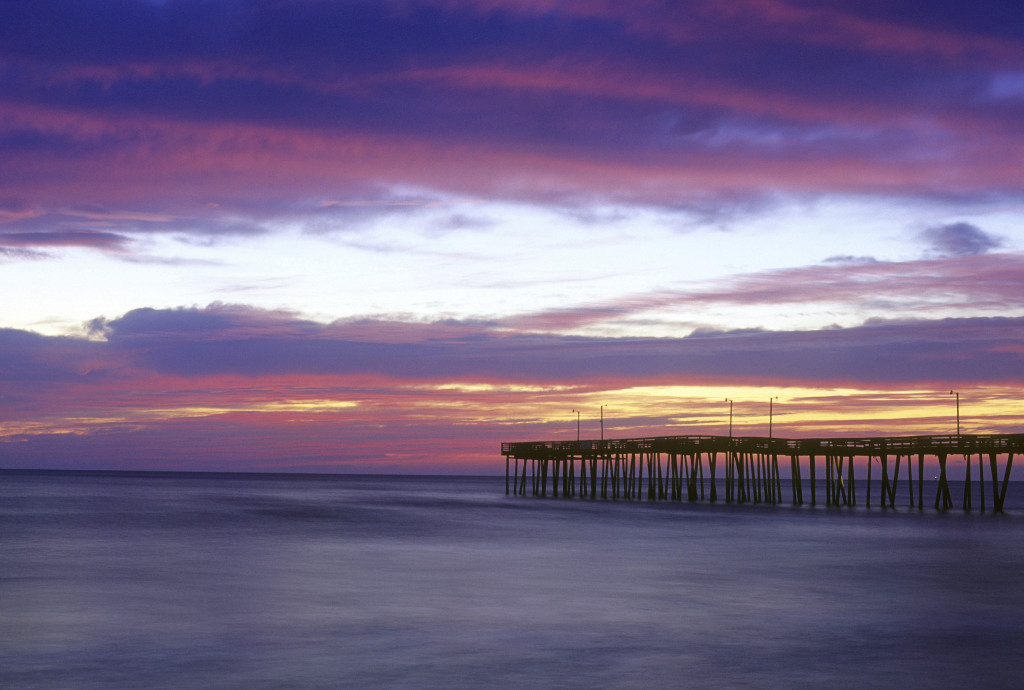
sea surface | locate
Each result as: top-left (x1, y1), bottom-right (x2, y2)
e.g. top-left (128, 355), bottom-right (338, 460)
top-left (2, 471), bottom-right (1023, 688)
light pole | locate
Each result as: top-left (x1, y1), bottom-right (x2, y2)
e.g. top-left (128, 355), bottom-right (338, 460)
top-left (571, 408), bottom-right (580, 442)
top-left (769, 396), bottom-right (779, 439)
top-left (949, 390), bottom-right (960, 436)
top-left (600, 404), bottom-right (607, 442)
top-left (725, 398), bottom-right (733, 438)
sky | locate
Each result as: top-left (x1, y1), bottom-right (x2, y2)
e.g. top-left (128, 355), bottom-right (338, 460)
top-left (2, 0), bottom-right (1023, 474)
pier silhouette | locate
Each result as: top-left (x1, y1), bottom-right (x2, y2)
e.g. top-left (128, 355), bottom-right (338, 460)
top-left (502, 433), bottom-right (1023, 512)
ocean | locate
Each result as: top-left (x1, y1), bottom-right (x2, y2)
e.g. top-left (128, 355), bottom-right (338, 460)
top-left (2, 470), bottom-right (1023, 688)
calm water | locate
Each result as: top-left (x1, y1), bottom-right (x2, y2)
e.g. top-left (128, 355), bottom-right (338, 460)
top-left (2, 471), bottom-right (1023, 688)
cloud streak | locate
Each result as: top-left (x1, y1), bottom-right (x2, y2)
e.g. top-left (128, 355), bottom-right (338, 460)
top-left (505, 252), bottom-right (1024, 333)
top-left (2, 0), bottom-right (1023, 242)
top-left (0, 229), bottom-right (130, 252)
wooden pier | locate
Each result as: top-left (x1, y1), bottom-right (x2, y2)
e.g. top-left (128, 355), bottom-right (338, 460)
top-left (502, 434), bottom-right (1023, 512)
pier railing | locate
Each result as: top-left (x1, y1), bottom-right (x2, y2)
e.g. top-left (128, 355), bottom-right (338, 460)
top-left (501, 433), bottom-right (1023, 512)
top-left (503, 433), bottom-right (1024, 457)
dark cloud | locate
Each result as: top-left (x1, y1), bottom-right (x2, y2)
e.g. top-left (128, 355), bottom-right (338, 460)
top-left (1, 247), bottom-right (49, 260)
top-left (0, 207), bottom-right (269, 254)
top-left (3, 305), bottom-right (1022, 471)
top-left (838, 0), bottom-right (1024, 40)
top-left (824, 255), bottom-right (881, 265)
top-left (922, 222), bottom-right (1003, 257)
top-left (1, 0), bottom-right (1022, 218)
top-left (0, 229), bottom-right (130, 251)
top-left (5, 305), bottom-right (1020, 387)
top-left (0, 327), bottom-right (111, 383)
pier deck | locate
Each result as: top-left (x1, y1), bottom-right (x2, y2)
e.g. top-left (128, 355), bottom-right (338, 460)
top-left (502, 433), bottom-right (1024, 512)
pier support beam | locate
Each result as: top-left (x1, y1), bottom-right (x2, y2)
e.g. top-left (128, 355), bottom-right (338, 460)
top-left (963, 454), bottom-right (972, 511)
top-left (935, 453), bottom-right (953, 510)
top-left (809, 455), bottom-right (816, 506)
top-left (918, 453), bottom-right (925, 511)
top-left (907, 455), bottom-right (914, 508)
top-left (502, 434), bottom-right (1020, 513)
top-left (848, 455), bottom-right (856, 506)
top-left (991, 452), bottom-right (1014, 513)
top-left (866, 455), bottom-right (872, 507)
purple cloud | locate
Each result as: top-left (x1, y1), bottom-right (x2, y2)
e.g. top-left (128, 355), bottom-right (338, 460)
top-left (0, 229), bottom-right (130, 252)
top-left (3, 304), bottom-right (1022, 471)
top-left (922, 222), bottom-right (1003, 257)
top-left (505, 253), bottom-right (1024, 331)
top-left (5, 304), bottom-right (1021, 387)
top-left (1, 247), bottom-right (48, 260)
top-left (1, 0), bottom-right (1022, 230)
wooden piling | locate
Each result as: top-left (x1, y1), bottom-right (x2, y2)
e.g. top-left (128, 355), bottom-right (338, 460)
top-left (771, 454), bottom-right (779, 504)
top-left (865, 455), bottom-right (871, 507)
top-left (503, 433), bottom-right (1021, 513)
top-left (789, 455), bottom-right (799, 505)
top-left (825, 455), bottom-right (833, 506)
top-left (724, 451), bottom-right (732, 503)
top-left (935, 452), bottom-right (953, 510)
top-left (992, 452), bottom-right (1014, 513)
top-left (963, 453), bottom-right (972, 511)
top-left (978, 453), bottom-right (985, 512)
top-left (809, 455), bottom-right (816, 506)
top-left (890, 454), bottom-right (900, 509)
top-left (880, 454), bottom-right (890, 508)
top-left (836, 456), bottom-right (848, 506)
top-left (907, 454), bottom-right (914, 508)
top-left (709, 452), bottom-right (717, 502)
top-left (673, 452), bottom-right (683, 501)
top-left (629, 453), bottom-right (637, 499)
top-left (917, 453), bottom-right (924, 511)
top-left (698, 453), bottom-right (706, 501)
top-left (848, 455), bottom-right (856, 506)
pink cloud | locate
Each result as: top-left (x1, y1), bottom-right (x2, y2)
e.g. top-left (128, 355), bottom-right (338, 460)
top-left (4, 0), bottom-right (1023, 221)
top-left (709, 0), bottom-right (1022, 63)
top-left (420, 1), bottom-right (1023, 63)
top-left (4, 100), bottom-right (1014, 217)
top-left (506, 253), bottom-right (1024, 333)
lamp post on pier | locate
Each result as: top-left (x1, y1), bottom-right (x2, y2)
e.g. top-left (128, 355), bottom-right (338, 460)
top-left (571, 408), bottom-right (580, 442)
top-left (600, 404), bottom-right (607, 442)
top-left (725, 398), bottom-right (733, 439)
top-left (949, 390), bottom-right (960, 436)
top-left (769, 396), bottom-right (779, 439)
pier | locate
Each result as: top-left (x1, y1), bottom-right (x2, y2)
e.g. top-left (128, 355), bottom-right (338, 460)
top-left (502, 433), bottom-right (1023, 512)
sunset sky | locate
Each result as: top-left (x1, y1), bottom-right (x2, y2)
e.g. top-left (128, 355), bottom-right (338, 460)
top-left (2, 0), bottom-right (1023, 473)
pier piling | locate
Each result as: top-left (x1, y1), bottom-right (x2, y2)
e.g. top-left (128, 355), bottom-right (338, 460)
top-left (503, 433), bottom-right (1022, 513)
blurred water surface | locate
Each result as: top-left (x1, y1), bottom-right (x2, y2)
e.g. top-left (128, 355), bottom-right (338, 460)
top-left (2, 471), bottom-right (1023, 688)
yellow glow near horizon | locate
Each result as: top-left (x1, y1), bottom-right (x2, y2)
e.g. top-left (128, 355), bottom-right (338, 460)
top-left (2, 383), bottom-right (1019, 441)
top-left (0, 418), bottom-right (140, 437)
top-left (138, 399), bottom-right (360, 419)
top-left (482, 383), bottom-right (1024, 436)
top-left (0, 400), bottom-right (362, 438)
top-left (259, 400), bottom-right (360, 412)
